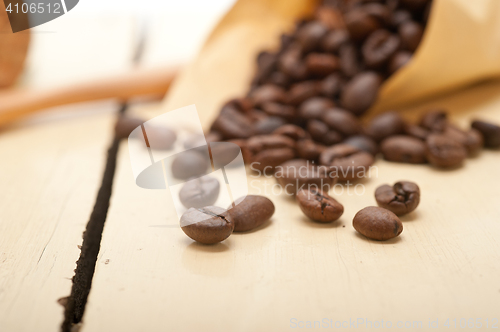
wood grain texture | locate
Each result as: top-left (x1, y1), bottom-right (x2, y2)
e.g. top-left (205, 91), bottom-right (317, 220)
top-left (82, 80), bottom-right (500, 332)
top-left (0, 18), bottom-right (134, 332)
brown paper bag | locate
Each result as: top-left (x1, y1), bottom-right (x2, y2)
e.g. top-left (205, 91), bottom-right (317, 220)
top-left (163, 0), bottom-right (500, 126)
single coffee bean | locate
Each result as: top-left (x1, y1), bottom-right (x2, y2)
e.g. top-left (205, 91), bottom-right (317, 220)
top-left (362, 29), bottom-right (400, 68)
top-left (273, 124), bottom-right (310, 141)
top-left (363, 3), bottom-right (392, 25)
top-left (399, 20), bottom-right (424, 52)
top-left (353, 206), bottom-right (403, 241)
top-left (426, 133), bottom-right (467, 168)
top-left (307, 120), bottom-right (343, 145)
top-left (388, 51), bottom-right (412, 74)
top-left (366, 111), bottom-right (406, 142)
top-left (296, 21), bottom-right (328, 52)
top-left (171, 150), bottom-right (210, 180)
top-left (375, 181), bottom-right (420, 216)
top-left (249, 84), bottom-right (287, 106)
top-left (339, 43), bottom-right (362, 78)
top-left (255, 51), bottom-right (277, 83)
top-left (391, 9), bottom-right (412, 28)
top-left (345, 7), bottom-right (381, 40)
top-left (320, 144), bottom-right (375, 181)
top-left (179, 177), bottom-right (220, 209)
top-left (180, 206), bottom-right (234, 244)
top-left (404, 123), bottom-right (429, 140)
top-left (227, 195), bottom-right (275, 232)
top-left (211, 105), bottom-right (254, 139)
top-left (115, 116), bottom-right (144, 139)
top-left (320, 73), bottom-right (342, 98)
top-left (443, 124), bottom-right (483, 156)
top-left (287, 81), bottom-right (320, 105)
top-left (296, 188), bottom-right (344, 223)
top-left (471, 119), bottom-right (500, 148)
top-left (322, 108), bottom-right (363, 137)
top-left (299, 97), bottom-right (335, 120)
top-left (420, 109), bottom-right (447, 132)
top-left (266, 71), bottom-right (291, 88)
top-left (261, 102), bottom-right (295, 120)
top-left (341, 72), bottom-right (382, 116)
top-left (278, 43), bottom-right (308, 80)
top-left (254, 116), bottom-right (287, 135)
top-left (305, 53), bottom-right (340, 76)
top-left (321, 29), bottom-right (349, 53)
top-left (380, 135), bottom-right (427, 164)
top-left (246, 135), bottom-right (296, 172)
top-left (296, 139), bottom-right (326, 161)
top-left (343, 135), bottom-right (379, 155)
top-left (275, 159), bottom-right (334, 195)
top-left (315, 6), bottom-right (345, 30)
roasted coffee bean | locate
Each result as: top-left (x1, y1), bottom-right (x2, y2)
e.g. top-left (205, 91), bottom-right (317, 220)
top-left (343, 135), bottom-right (379, 155)
top-left (179, 177), bottom-right (220, 209)
top-left (299, 97), bottom-right (334, 120)
top-left (255, 51), bottom-right (278, 83)
top-left (115, 116), bottom-right (144, 139)
top-left (320, 73), bottom-right (342, 98)
top-left (249, 84), bottom-right (287, 106)
top-left (296, 139), bottom-right (326, 161)
top-left (375, 181), bottom-right (420, 216)
top-left (322, 108), bottom-right (363, 136)
top-left (471, 120), bottom-right (500, 148)
top-left (307, 120), bottom-right (343, 145)
top-left (225, 97), bottom-right (254, 113)
top-left (305, 53), bottom-right (340, 76)
top-left (296, 21), bottom-right (328, 52)
top-left (353, 206), bottom-right (403, 241)
top-left (267, 71), bottom-right (291, 88)
top-left (287, 81), bottom-right (320, 105)
top-left (278, 43), bottom-right (308, 80)
top-left (366, 111), bottom-right (406, 141)
top-left (400, 0), bottom-right (429, 12)
top-left (296, 188), bottom-right (344, 223)
top-left (364, 3), bottom-right (392, 25)
top-left (320, 144), bottom-right (375, 181)
top-left (227, 195), bottom-right (275, 232)
top-left (426, 133), bottom-right (467, 168)
top-left (345, 7), bottom-right (381, 40)
top-left (404, 123), bottom-right (430, 140)
top-left (261, 102), bottom-right (295, 120)
top-left (399, 20), bottom-right (424, 52)
top-left (420, 109), bottom-right (447, 132)
top-left (390, 9), bottom-right (412, 28)
top-left (388, 51), bottom-right (412, 74)
top-left (180, 206), bottom-right (234, 244)
top-left (273, 124), bottom-right (310, 141)
top-left (341, 72), bottom-right (382, 116)
top-left (380, 135), bottom-right (427, 164)
top-left (211, 105), bottom-right (254, 139)
top-left (443, 124), bottom-right (483, 156)
top-left (275, 159), bottom-right (334, 195)
top-left (362, 29), bottom-right (400, 68)
top-left (171, 150), bottom-right (210, 180)
top-left (339, 43), bottom-right (362, 77)
top-left (247, 135), bottom-right (296, 172)
top-left (254, 116), bottom-right (287, 135)
top-left (321, 29), bottom-right (349, 53)
top-left (315, 6), bottom-right (345, 30)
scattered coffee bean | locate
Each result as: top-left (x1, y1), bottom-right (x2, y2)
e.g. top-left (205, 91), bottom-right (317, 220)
top-left (343, 135), bottom-right (379, 156)
top-left (249, 84), bottom-right (287, 106)
top-left (404, 123), bottom-right (429, 140)
top-left (179, 177), bottom-right (220, 209)
top-left (273, 124), bottom-right (310, 141)
top-left (275, 159), bottom-right (334, 195)
top-left (211, 104), bottom-right (254, 139)
top-left (227, 195), bottom-right (275, 232)
top-left (380, 135), bottom-right (427, 164)
top-left (320, 73), bottom-right (342, 98)
top-left (341, 72), bottom-right (382, 116)
top-left (321, 29), bottom-right (349, 53)
top-left (320, 144), bottom-right (375, 181)
top-left (353, 206), bottom-right (403, 241)
top-left (305, 53), bottom-right (340, 76)
top-left (399, 20), bottom-right (424, 52)
top-left (362, 29), bottom-right (400, 68)
top-left (171, 151), bottom-right (210, 180)
top-left (298, 97), bottom-right (334, 120)
top-left (443, 124), bottom-right (483, 156)
top-left (420, 109), bottom-right (447, 132)
top-left (471, 119), bottom-right (500, 148)
top-left (296, 188), bottom-right (344, 223)
top-left (287, 81), bottom-right (319, 105)
top-left (296, 139), bottom-right (326, 161)
top-left (246, 135), bottom-right (296, 172)
top-left (322, 108), bottom-right (363, 137)
top-left (345, 7), bottom-right (381, 40)
top-left (180, 206), bottom-right (234, 244)
top-left (426, 133), bottom-right (467, 168)
top-left (366, 111), bottom-right (406, 142)
top-left (375, 181), bottom-right (420, 216)
top-left (254, 116), bottom-right (287, 135)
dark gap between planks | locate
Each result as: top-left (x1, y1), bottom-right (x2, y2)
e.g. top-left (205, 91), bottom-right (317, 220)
top-left (61, 104), bottom-right (126, 332)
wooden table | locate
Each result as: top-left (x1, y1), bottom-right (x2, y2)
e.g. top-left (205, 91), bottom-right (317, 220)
top-left (1, 8), bottom-right (500, 332)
